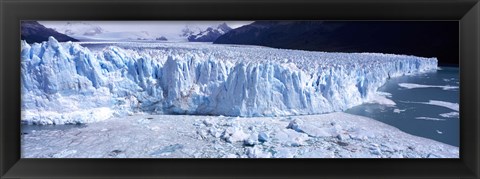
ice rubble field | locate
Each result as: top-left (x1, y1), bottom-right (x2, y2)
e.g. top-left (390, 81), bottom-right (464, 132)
top-left (21, 113), bottom-right (458, 158)
top-left (21, 37), bottom-right (438, 125)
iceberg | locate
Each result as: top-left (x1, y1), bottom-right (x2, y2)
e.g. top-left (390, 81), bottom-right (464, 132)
top-left (21, 37), bottom-right (437, 124)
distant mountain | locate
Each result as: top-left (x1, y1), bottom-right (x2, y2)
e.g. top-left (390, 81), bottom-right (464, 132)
top-left (156, 36), bottom-right (168, 41)
top-left (214, 21), bottom-right (459, 65)
top-left (180, 25), bottom-right (203, 38)
top-left (52, 21), bottom-right (106, 36)
top-left (21, 21), bottom-right (79, 43)
top-left (187, 23), bottom-right (232, 42)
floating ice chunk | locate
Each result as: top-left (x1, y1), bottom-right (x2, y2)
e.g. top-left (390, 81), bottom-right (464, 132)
top-left (393, 109), bottom-right (406, 113)
top-left (368, 92), bottom-right (396, 106)
top-left (442, 78), bottom-right (457, 82)
top-left (436, 130), bottom-right (443, 134)
top-left (415, 117), bottom-right (446, 121)
top-left (439, 112), bottom-right (459, 118)
top-left (376, 91), bottom-right (392, 97)
top-left (423, 100), bottom-right (459, 111)
top-left (398, 83), bottom-right (458, 90)
top-left (403, 100), bottom-right (459, 112)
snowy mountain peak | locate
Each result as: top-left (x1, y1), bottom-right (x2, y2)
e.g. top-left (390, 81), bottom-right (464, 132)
top-left (187, 23), bottom-right (233, 42)
top-left (180, 25), bottom-right (203, 37)
top-left (21, 21), bottom-right (79, 43)
top-left (217, 22), bottom-right (232, 33)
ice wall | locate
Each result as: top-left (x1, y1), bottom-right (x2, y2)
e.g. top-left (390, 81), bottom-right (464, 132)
top-left (21, 37), bottom-right (437, 124)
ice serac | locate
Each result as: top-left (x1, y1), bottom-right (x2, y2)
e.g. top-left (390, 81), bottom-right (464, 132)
top-left (21, 37), bottom-right (438, 124)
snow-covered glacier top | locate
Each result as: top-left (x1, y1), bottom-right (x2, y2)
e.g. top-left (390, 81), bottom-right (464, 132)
top-left (21, 37), bottom-right (437, 124)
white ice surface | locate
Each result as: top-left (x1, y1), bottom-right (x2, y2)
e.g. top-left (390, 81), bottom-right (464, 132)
top-left (21, 112), bottom-right (458, 158)
top-left (439, 112), bottom-right (459, 118)
top-left (422, 100), bottom-right (459, 111)
top-left (398, 83), bottom-right (458, 90)
top-left (367, 92), bottom-right (396, 106)
top-left (21, 37), bottom-right (438, 124)
top-left (415, 117), bottom-right (446, 121)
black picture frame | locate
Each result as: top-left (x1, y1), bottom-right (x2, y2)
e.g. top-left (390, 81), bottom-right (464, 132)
top-left (1, 0), bottom-right (479, 178)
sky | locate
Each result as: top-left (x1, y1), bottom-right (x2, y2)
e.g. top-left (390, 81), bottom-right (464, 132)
top-left (39, 21), bottom-right (253, 41)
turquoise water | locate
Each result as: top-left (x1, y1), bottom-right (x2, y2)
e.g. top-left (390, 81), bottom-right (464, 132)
top-left (346, 67), bottom-right (459, 147)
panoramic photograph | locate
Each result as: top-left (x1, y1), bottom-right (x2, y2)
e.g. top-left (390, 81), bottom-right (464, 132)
top-left (20, 21), bottom-right (459, 158)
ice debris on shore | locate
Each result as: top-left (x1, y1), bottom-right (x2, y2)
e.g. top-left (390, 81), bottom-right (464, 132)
top-left (21, 113), bottom-right (458, 158)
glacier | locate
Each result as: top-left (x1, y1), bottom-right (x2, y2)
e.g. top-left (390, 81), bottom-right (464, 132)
top-left (21, 36), bottom-right (438, 124)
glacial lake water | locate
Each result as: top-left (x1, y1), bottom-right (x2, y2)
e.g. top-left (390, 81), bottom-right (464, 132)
top-left (345, 67), bottom-right (459, 147)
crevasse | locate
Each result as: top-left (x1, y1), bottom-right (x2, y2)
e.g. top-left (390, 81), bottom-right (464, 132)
top-left (20, 37), bottom-right (437, 124)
